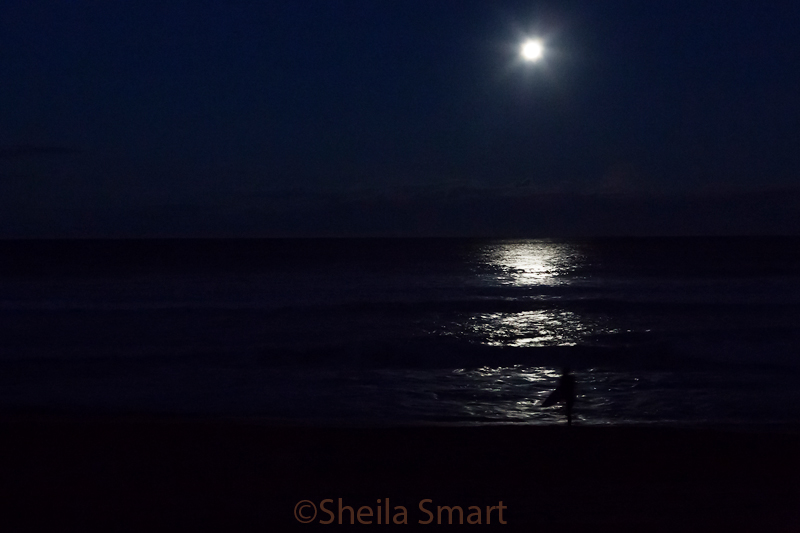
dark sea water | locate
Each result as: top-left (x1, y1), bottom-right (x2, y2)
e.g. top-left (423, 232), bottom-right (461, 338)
top-left (1, 238), bottom-right (799, 427)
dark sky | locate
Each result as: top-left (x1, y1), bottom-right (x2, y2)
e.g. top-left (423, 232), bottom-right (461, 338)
top-left (2, 1), bottom-right (799, 237)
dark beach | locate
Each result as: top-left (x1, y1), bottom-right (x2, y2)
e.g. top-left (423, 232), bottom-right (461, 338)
top-left (2, 415), bottom-right (799, 532)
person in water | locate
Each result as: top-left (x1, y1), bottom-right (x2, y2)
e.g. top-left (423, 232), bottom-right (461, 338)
top-left (541, 366), bottom-right (577, 425)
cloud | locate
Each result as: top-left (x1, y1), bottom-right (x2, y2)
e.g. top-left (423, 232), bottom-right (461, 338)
top-left (4, 184), bottom-right (800, 238)
top-left (0, 145), bottom-right (81, 160)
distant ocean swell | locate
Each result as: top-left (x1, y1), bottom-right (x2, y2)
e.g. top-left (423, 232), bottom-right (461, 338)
top-left (4, 293), bottom-right (800, 317)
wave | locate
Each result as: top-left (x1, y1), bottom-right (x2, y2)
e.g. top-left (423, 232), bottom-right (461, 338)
top-left (259, 338), bottom-right (687, 370)
top-left (2, 295), bottom-right (799, 314)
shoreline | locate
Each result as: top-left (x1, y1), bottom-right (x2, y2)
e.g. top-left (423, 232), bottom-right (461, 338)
top-left (4, 407), bottom-right (800, 430)
top-left (2, 414), bottom-right (799, 531)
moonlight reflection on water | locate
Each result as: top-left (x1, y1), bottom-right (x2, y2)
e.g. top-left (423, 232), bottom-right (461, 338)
top-left (440, 241), bottom-right (607, 421)
top-left (461, 310), bottom-right (608, 347)
top-left (481, 240), bottom-right (587, 286)
top-left (458, 241), bottom-right (605, 348)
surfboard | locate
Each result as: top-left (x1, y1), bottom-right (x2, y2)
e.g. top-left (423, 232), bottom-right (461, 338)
top-left (540, 386), bottom-right (564, 407)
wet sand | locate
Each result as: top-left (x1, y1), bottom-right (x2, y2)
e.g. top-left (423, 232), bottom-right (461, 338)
top-left (1, 416), bottom-right (799, 532)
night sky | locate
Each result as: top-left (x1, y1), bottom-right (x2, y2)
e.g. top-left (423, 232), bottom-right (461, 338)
top-left (2, 1), bottom-right (799, 237)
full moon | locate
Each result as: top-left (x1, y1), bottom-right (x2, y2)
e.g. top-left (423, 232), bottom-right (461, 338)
top-left (521, 39), bottom-right (543, 61)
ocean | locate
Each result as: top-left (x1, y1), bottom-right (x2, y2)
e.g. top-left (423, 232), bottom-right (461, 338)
top-left (1, 237), bottom-right (799, 427)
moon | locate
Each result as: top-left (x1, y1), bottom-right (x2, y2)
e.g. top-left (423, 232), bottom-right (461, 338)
top-left (521, 39), bottom-right (543, 61)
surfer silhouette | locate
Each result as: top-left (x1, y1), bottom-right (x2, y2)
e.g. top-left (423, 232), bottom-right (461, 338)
top-left (541, 366), bottom-right (576, 425)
